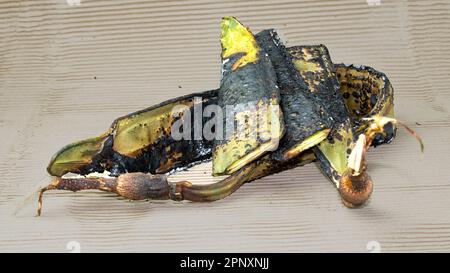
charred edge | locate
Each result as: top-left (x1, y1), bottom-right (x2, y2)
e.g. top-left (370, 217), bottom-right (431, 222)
top-left (110, 89), bottom-right (219, 126)
top-left (246, 150), bottom-right (316, 182)
top-left (284, 44), bottom-right (352, 187)
top-left (255, 30), bottom-right (331, 161)
top-left (288, 45), bottom-right (349, 126)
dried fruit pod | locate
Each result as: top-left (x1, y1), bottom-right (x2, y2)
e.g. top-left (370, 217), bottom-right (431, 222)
top-left (43, 65), bottom-right (396, 209)
top-left (289, 45), bottom-right (349, 124)
top-left (47, 90), bottom-right (219, 177)
top-left (41, 19), bottom-right (403, 213)
top-left (256, 30), bottom-right (331, 161)
top-left (45, 42), bottom-right (396, 183)
top-left (212, 18), bottom-right (284, 175)
top-left (288, 46), bottom-right (397, 207)
top-left (288, 45), bottom-right (354, 187)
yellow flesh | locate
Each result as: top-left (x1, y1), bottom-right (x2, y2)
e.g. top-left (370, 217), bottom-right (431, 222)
top-left (113, 99), bottom-right (194, 157)
top-left (283, 129), bottom-right (330, 160)
top-left (47, 131), bottom-right (110, 177)
top-left (220, 17), bottom-right (259, 71)
top-left (291, 47), bottom-right (334, 92)
top-left (318, 125), bottom-right (354, 176)
top-left (213, 98), bottom-right (283, 175)
top-left (225, 140), bottom-right (279, 175)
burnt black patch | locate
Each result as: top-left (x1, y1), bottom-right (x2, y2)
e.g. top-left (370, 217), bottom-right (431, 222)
top-left (74, 93), bottom-right (219, 177)
top-left (254, 30), bottom-right (331, 161)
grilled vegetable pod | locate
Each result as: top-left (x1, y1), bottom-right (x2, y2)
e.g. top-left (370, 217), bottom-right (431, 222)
top-left (256, 29), bottom-right (331, 162)
top-left (39, 17), bottom-right (418, 215)
top-left (212, 17), bottom-right (284, 176)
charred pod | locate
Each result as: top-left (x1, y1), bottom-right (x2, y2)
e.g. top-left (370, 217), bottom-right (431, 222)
top-left (256, 30), bottom-right (331, 161)
top-left (288, 44), bottom-right (354, 187)
top-left (40, 15), bottom-right (400, 214)
top-left (288, 45), bottom-right (349, 124)
top-left (45, 44), bottom-right (396, 182)
top-left (213, 18), bottom-right (284, 175)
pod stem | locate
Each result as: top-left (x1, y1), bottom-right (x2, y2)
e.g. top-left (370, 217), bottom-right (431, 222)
top-left (363, 115), bottom-right (424, 152)
top-left (38, 166), bottom-right (254, 216)
top-left (340, 115), bottom-right (424, 208)
top-left (37, 176), bottom-right (115, 216)
top-left (349, 115), bottom-right (425, 176)
top-left (171, 167), bottom-right (251, 202)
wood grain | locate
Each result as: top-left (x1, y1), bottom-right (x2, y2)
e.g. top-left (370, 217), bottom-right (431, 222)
top-left (1, 0), bottom-right (449, 252)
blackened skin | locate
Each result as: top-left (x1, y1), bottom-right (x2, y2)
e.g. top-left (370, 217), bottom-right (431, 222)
top-left (76, 91), bottom-right (219, 176)
top-left (216, 44), bottom-right (281, 155)
top-left (289, 45), bottom-right (349, 125)
top-left (372, 122), bottom-right (396, 147)
top-left (284, 44), bottom-right (353, 184)
top-left (219, 52), bottom-right (280, 106)
top-left (256, 29), bottom-right (331, 160)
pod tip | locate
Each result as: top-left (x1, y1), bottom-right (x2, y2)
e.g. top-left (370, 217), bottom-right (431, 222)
top-left (338, 171), bottom-right (373, 208)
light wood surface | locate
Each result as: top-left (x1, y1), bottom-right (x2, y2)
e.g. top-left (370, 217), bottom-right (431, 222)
top-left (1, 0), bottom-right (449, 252)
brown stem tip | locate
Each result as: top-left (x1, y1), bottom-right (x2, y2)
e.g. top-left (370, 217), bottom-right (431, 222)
top-left (338, 171), bottom-right (373, 208)
top-left (37, 173), bottom-right (171, 216)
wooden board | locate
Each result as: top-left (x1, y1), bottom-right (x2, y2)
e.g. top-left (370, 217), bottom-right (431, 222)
top-left (1, 0), bottom-right (449, 252)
